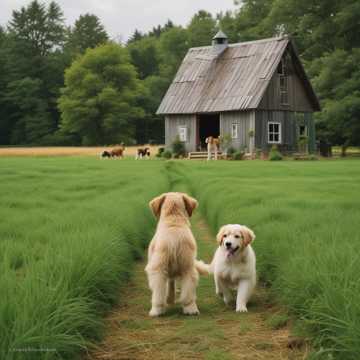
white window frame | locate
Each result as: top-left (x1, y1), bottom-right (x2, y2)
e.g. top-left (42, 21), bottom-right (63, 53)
top-left (231, 123), bottom-right (238, 139)
top-left (268, 122), bottom-right (282, 144)
top-left (178, 126), bottom-right (188, 142)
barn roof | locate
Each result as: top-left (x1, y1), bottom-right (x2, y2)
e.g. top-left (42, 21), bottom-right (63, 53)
top-left (157, 36), bottom-right (320, 115)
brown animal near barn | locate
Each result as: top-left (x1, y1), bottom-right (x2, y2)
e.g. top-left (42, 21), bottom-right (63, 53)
top-left (136, 147), bottom-right (150, 160)
top-left (101, 144), bottom-right (125, 159)
top-left (111, 147), bottom-right (125, 158)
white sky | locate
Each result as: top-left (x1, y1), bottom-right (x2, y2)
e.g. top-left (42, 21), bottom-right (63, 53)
top-left (1, 0), bottom-right (237, 41)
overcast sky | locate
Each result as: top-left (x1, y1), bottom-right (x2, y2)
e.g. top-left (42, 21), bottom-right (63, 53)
top-left (1, 0), bottom-right (237, 41)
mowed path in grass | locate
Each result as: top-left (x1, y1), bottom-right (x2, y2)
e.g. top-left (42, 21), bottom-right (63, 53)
top-left (86, 209), bottom-right (308, 360)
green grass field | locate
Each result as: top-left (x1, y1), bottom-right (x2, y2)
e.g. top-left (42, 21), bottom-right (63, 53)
top-left (1, 157), bottom-right (360, 359)
top-left (169, 159), bottom-right (360, 359)
top-left (0, 157), bottom-right (167, 360)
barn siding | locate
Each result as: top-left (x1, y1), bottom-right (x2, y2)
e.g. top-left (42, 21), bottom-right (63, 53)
top-left (258, 64), bottom-right (314, 112)
top-left (255, 110), bottom-right (297, 152)
top-left (305, 113), bottom-right (316, 153)
top-left (165, 115), bottom-right (197, 152)
top-left (220, 111), bottom-right (255, 151)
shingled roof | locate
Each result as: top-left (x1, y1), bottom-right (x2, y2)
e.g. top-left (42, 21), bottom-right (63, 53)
top-left (157, 36), bottom-right (320, 114)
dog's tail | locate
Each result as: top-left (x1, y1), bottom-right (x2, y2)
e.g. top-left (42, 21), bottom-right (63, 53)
top-left (195, 260), bottom-right (212, 276)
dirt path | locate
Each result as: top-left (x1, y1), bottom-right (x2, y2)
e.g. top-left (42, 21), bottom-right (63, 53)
top-left (85, 210), bottom-right (308, 360)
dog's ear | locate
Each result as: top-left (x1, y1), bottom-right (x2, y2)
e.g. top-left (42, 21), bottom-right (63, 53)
top-left (182, 194), bottom-right (198, 217)
top-left (216, 226), bottom-right (227, 246)
top-left (149, 194), bottom-right (166, 218)
top-left (241, 226), bottom-right (256, 246)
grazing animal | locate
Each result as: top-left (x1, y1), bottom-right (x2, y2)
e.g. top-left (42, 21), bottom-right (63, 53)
top-left (101, 150), bottom-right (112, 158)
top-left (110, 146), bottom-right (125, 158)
top-left (136, 147), bottom-right (150, 159)
top-left (145, 192), bottom-right (207, 317)
top-left (205, 136), bottom-right (220, 160)
top-left (203, 224), bottom-right (256, 312)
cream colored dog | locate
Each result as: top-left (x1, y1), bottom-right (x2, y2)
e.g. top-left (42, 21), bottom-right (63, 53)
top-left (208, 224), bottom-right (256, 312)
top-left (145, 192), bottom-right (206, 317)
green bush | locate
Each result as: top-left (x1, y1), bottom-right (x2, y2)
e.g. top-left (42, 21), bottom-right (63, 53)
top-left (171, 137), bottom-right (186, 158)
top-left (156, 147), bottom-right (165, 158)
top-left (232, 151), bottom-right (245, 160)
top-left (269, 145), bottom-right (283, 161)
top-left (226, 147), bottom-right (236, 158)
top-left (162, 150), bottom-right (172, 159)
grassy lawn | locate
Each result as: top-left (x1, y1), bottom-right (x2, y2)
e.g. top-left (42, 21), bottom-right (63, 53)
top-left (0, 157), bottom-right (167, 360)
top-left (1, 156), bottom-right (360, 359)
top-left (169, 159), bottom-right (360, 359)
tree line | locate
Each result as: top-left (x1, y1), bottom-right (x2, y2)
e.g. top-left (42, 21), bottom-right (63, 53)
top-left (0, 0), bottom-right (359, 149)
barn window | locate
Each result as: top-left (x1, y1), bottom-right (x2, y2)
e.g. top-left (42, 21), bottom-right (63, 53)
top-left (268, 122), bottom-right (281, 144)
top-left (231, 123), bottom-right (238, 139)
top-left (178, 126), bottom-right (188, 142)
top-left (299, 125), bottom-right (307, 137)
top-left (280, 75), bottom-right (288, 104)
top-left (277, 58), bottom-right (286, 75)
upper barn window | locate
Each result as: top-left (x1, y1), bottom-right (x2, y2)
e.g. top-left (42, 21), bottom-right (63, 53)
top-left (277, 58), bottom-right (286, 75)
top-left (278, 58), bottom-right (289, 105)
top-left (231, 123), bottom-right (238, 139)
top-left (178, 126), bottom-right (188, 142)
top-left (268, 122), bottom-right (281, 144)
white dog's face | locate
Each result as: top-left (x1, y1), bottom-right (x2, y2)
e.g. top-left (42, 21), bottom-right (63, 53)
top-left (216, 224), bottom-right (255, 258)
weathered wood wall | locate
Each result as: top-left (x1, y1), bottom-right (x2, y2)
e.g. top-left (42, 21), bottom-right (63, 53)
top-left (255, 110), bottom-right (315, 153)
top-left (258, 72), bottom-right (314, 112)
top-left (220, 111), bottom-right (255, 151)
top-left (165, 115), bottom-right (196, 152)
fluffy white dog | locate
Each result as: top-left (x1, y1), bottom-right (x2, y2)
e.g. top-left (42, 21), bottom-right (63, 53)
top-left (208, 224), bottom-right (256, 312)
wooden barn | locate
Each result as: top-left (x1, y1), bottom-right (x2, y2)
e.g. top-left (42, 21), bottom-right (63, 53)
top-left (157, 31), bottom-right (321, 155)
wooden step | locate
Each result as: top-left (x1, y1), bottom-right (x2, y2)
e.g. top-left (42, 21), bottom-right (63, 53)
top-left (188, 151), bottom-right (223, 159)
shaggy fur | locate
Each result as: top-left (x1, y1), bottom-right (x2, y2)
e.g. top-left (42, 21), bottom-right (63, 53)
top-left (145, 192), bottom-right (205, 317)
top-left (203, 224), bottom-right (256, 312)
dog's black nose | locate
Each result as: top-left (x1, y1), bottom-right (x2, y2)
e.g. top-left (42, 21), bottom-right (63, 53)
top-left (225, 242), bottom-right (232, 248)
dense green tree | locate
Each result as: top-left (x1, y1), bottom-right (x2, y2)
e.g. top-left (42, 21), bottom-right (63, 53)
top-left (217, 11), bottom-right (239, 43)
top-left (158, 26), bottom-right (188, 79)
top-left (5, 77), bottom-right (52, 144)
top-left (312, 49), bottom-right (360, 151)
top-left (128, 36), bottom-right (159, 79)
top-left (58, 44), bottom-right (144, 145)
top-left (0, 0), bottom-right (67, 144)
top-left (233, 0), bottom-right (274, 41)
top-left (8, 0), bottom-right (65, 56)
top-left (187, 10), bottom-right (216, 47)
top-left (66, 14), bottom-right (108, 55)
top-left (127, 29), bottom-right (144, 44)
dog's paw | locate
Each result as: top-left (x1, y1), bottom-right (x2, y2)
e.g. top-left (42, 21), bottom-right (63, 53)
top-left (236, 304), bottom-right (248, 313)
top-left (183, 303), bottom-right (200, 315)
top-left (149, 306), bottom-right (166, 317)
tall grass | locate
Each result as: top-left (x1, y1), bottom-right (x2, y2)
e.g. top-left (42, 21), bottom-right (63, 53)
top-left (170, 159), bottom-right (360, 359)
top-left (0, 157), bottom-right (167, 359)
